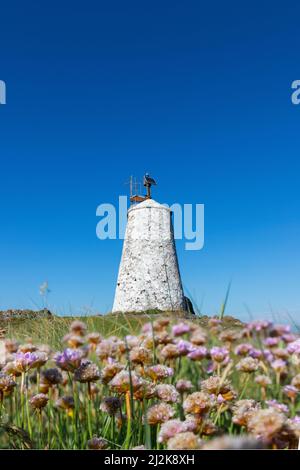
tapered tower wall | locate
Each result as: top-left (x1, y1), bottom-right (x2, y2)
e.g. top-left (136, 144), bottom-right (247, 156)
top-left (112, 199), bottom-right (186, 312)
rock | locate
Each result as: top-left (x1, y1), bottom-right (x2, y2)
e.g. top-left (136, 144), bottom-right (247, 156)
top-left (0, 308), bottom-right (52, 321)
top-left (184, 296), bottom-right (195, 315)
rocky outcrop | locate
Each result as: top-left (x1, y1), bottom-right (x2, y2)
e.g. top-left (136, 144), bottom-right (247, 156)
top-left (0, 308), bottom-right (52, 321)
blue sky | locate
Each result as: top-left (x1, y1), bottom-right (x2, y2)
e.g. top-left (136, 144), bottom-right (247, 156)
top-left (0, 1), bottom-right (300, 321)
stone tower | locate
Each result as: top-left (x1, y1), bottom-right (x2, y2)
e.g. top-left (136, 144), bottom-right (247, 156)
top-left (112, 198), bottom-right (186, 313)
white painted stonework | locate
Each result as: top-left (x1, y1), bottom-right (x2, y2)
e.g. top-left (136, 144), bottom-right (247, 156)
top-left (112, 199), bottom-right (186, 312)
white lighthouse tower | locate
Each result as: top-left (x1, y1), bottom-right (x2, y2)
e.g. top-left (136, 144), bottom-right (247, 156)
top-left (112, 175), bottom-right (186, 313)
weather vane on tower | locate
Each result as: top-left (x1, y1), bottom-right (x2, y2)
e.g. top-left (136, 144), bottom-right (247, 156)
top-left (126, 173), bottom-right (157, 204)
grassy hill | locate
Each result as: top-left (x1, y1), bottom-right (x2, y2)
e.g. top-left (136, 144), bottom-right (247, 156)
top-left (0, 310), bottom-right (243, 349)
